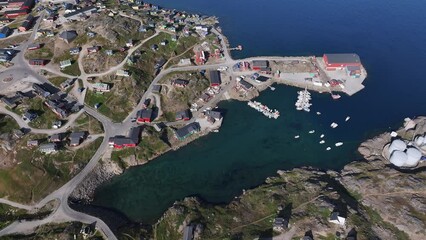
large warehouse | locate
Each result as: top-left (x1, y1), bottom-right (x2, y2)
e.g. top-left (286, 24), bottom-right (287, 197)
top-left (323, 53), bottom-right (361, 70)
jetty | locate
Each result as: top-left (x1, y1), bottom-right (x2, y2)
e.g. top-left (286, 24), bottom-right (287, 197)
top-left (248, 101), bottom-right (280, 119)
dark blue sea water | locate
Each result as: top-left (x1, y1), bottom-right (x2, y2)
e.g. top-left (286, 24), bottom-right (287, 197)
top-left (93, 0), bottom-right (426, 223)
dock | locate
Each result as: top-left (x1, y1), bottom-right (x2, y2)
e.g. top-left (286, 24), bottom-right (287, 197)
top-left (248, 101), bottom-right (280, 119)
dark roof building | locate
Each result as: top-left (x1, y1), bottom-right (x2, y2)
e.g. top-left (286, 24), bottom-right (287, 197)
top-left (209, 70), bottom-right (221, 87)
top-left (252, 60), bottom-right (269, 70)
top-left (59, 30), bottom-right (78, 43)
top-left (255, 76), bottom-right (270, 82)
top-left (205, 110), bottom-right (222, 121)
top-left (176, 109), bottom-right (191, 121)
top-left (152, 85), bottom-right (162, 93)
top-left (137, 108), bottom-right (153, 123)
top-left (239, 79), bottom-right (253, 90)
top-left (50, 133), bottom-right (66, 142)
top-left (109, 127), bottom-right (141, 149)
top-left (32, 83), bottom-right (51, 97)
top-left (69, 131), bottom-right (87, 146)
top-left (176, 122), bottom-right (200, 140)
top-left (0, 26), bottom-right (11, 38)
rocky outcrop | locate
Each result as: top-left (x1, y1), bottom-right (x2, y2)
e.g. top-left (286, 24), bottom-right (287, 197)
top-left (70, 158), bottom-right (123, 202)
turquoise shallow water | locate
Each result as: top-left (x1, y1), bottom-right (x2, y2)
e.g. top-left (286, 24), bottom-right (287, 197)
top-left (92, 0), bottom-right (426, 223)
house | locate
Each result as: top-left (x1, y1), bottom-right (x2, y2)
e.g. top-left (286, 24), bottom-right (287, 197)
top-left (152, 85), bottom-right (162, 93)
top-left (105, 50), bottom-right (113, 56)
top-left (195, 51), bottom-right (206, 65)
top-left (323, 53), bottom-right (361, 70)
top-left (160, 39), bottom-right (168, 46)
top-left (255, 76), bottom-right (270, 83)
top-left (175, 122), bottom-right (200, 140)
top-left (182, 225), bottom-right (195, 240)
top-left (137, 108), bottom-right (153, 123)
top-left (1, 96), bottom-right (21, 108)
top-left (52, 120), bottom-right (62, 129)
top-left (27, 44), bottom-right (41, 50)
top-left (59, 30), bottom-right (78, 43)
top-left (32, 83), bottom-right (51, 97)
top-left (109, 127), bottom-right (141, 149)
top-left (23, 111), bottom-right (37, 122)
top-left (92, 83), bottom-right (110, 92)
top-left (7, 0), bottom-right (26, 8)
top-left (171, 35), bottom-right (178, 41)
top-left (199, 93), bottom-right (211, 102)
top-left (153, 122), bottom-right (165, 132)
top-left (126, 39), bottom-right (133, 47)
top-left (252, 60), bottom-right (269, 71)
top-left (69, 131), bottom-right (87, 146)
top-left (154, 58), bottom-right (166, 69)
top-left (59, 78), bottom-right (76, 89)
top-left (139, 25), bottom-right (147, 32)
top-left (151, 44), bottom-right (158, 51)
top-left (87, 46), bottom-right (100, 54)
top-left (27, 140), bottom-right (38, 147)
top-left (239, 79), bottom-right (253, 91)
top-left (346, 65), bottom-right (361, 77)
top-left (20, 0), bottom-right (34, 10)
top-left (69, 47), bottom-right (80, 55)
top-left (4, 9), bottom-right (28, 19)
top-left (60, 59), bottom-right (72, 69)
top-left (45, 100), bottom-right (69, 118)
top-left (209, 70), bottom-right (221, 87)
top-left (329, 212), bottom-right (346, 226)
top-left (172, 79), bottom-right (189, 87)
top-left (27, 55), bottom-right (47, 65)
top-left (18, 14), bottom-right (34, 32)
top-left (205, 110), bottom-right (222, 121)
top-left (0, 26), bottom-right (11, 38)
top-left (87, 32), bottom-right (96, 38)
top-left (39, 143), bottom-right (57, 154)
top-left (176, 109), bottom-right (191, 121)
top-left (49, 133), bottom-right (66, 142)
top-left (272, 218), bottom-right (288, 232)
top-left (116, 70), bottom-right (130, 77)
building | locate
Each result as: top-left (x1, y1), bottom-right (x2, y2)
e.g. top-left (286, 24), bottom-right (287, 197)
top-left (92, 83), bottom-right (110, 92)
top-left (59, 30), bottom-right (78, 43)
top-left (182, 225), bottom-right (195, 240)
top-left (205, 110), bottom-right (222, 121)
top-left (19, 0), bottom-right (34, 10)
top-left (29, 58), bottom-right (47, 66)
top-left (175, 122), bottom-right (200, 140)
top-left (60, 59), bottom-right (72, 69)
top-left (39, 143), bottom-right (57, 154)
top-left (63, 6), bottom-right (97, 20)
top-left (195, 50), bottom-right (206, 65)
top-left (126, 39), bottom-right (133, 47)
top-left (272, 218), bottom-right (288, 232)
top-left (172, 79), bottom-right (189, 87)
top-left (137, 108), bottom-right (153, 123)
top-left (109, 127), bottom-right (141, 149)
top-left (0, 26), bottom-right (11, 38)
top-left (239, 79), bottom-right (253, 91)
top-left (69, 131), bottom-right (87, 146)
top-left (69, 47), bottom-right (80, 55)
top-left (4, 9), bottom-right (28, 18)
top-left (116, 70), bottom-right (130, 77)
top-left (152, 85), bottom-right (162, 93)
top-left (329, 212), bottom-right (346, 226)
top-left (176, 109), bottom-right (191, 121)
top-left (49, 133), bottom-right (66, 142)
top-left (18, 14), bottom-right (34, 32)
top-left (27, 43), bottom-right (40, 50)
top-left (7, 0), bottom-right (25, 8)
top-left (209, 70), bottom-right (221, 87)
top-left (22, 111), bottom-right (37, 122)
top-left (32, 83), bottom-right (51, 97)
top-left (323, 53), bottom-right (361, 70)
top-left (346, 65), bottom-right (361, 77)
top-left (87, 46), bottom-right (99, 54)
top-left (252, 60), bottom-right (269, 71)
top-left (27, 140), bottom-right (38, 147)
top-left (60, 78), bottom-right (76, 89)
top-left (255, 75), bottom-right (270, 83)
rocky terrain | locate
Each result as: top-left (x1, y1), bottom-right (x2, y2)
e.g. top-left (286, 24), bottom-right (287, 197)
top-left (153, 117), bottom-right (426, 240)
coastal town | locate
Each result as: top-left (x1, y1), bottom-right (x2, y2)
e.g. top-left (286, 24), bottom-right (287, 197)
top-left (0, 0), bottom-right (424, 239)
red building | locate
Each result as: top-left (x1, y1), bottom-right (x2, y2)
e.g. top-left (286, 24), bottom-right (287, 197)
top-left (20, 0), bottom-right (34, 10)
top-left (7, 0), bottom-right (25, 8)
top-left (323, 53), bottom-right (361, 70)
top-left (109, 127), bottom-right (141, 149)
top-left (5, 9), bottom-right (28, 18)
top-left (137, 108), bottom-right (153, 123)
top-left (195, 51), bottom-right (206, 65)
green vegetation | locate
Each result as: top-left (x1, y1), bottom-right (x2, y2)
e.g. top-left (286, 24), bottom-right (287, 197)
top-left (0, 203), bottom-right (52, 231)
top-left (74, 113), bottom-right (104, 134)
top-left (1, 221), bottom-right (103, 240)
top-left (111, 126), bottom-right (169, 164)
top-left (84, 90), bottom-right (131, 123)
top-left (0, 137), bottom-right (103, 203)
top-left (0, 115), bottom-right (19, 133)
top-left (25, 47), bottom-right (54, 60)
top-left (61, 60), bottom-right (81, 76)
top-left (25, 98), bottom-right (59, 129)
top-left (48, 76), bottom-right (68, 87)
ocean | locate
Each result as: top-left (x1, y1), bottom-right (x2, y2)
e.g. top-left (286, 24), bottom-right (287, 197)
top-left (91, 0), bottom-right (426, 223)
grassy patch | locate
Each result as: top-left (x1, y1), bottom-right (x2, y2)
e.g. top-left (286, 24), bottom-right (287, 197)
top-left (0, 137), bottom-right (103, 203)
top-left (0, 115), bottom-right (19, 133)
top-left (73, 113), bottom-right (104, 134)
top-left (61, 60), bottom-right (81, 76)
top-left (48, 77), bottom-right (68, 87)
top-left (84, 90), bottom-right (129, 123)
top-left (25, 98), bottom-right (60, 129)
top-left (25, 47), bottom-right (54, 60)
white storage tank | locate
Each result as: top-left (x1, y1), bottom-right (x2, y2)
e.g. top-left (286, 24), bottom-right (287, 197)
top-left (405, 148), bottom-right (422, 167)
top-left (388, 139), bottom-right (407, 155)
top-left (390, 150), bottom-right (407, 167)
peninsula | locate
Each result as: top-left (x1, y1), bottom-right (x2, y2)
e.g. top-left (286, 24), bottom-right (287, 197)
top-left (0, 0), bottom-right (376, 239)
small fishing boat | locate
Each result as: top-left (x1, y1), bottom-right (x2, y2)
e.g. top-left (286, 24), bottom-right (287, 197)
top-left (345, 116), bottom-right (350, 122)
top-left (309, 130), bottom-right (315, 134)
top-left (335, 142), bottom-right (343, 147)
top-left (212, 129), bottom-right (219, 133)
top-left (390, 131), bottom-right (398, 137)
top-left (330, 122), bottom-right (338, 128)
top-left (319, 140), bottom-right (325, 144)
top-left (326, 147), bottom-right (331, 151)
top-left (316, 112), bottom-right (321, 115)
top-left (320, 134), bottom-right (324, 138)
top-left (331, 94), bottom-right (341, 100)
top-left (294, 135), bottom-right (300, 139)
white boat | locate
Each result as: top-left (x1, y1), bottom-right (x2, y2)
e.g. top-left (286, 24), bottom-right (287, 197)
top-left (330, 122), bottom-right (338, 128)
top-left (326, 147), bottom-right (331, 151)
top-left (390, 131), bottom-right (398, 137)
top-left (294, 135), bottom-right (300, 139)
top-left (335, 142), bottom-right (343, 147)
top-left (319, 140), bottom-right (325, 144)
top-left (345, 116), bottom-right (350, 122)
top-left (247, 101), bottom-right (280, 119)
top-left (309, 130), bottom-right (315, 134)
top-left (212, 129), bottom-right (219, 133)
top-left (295, 87), bottom-right (312, 112)
top-left (320, 134), bottom-right (324, 138)
top-left (316, 112), bottom-right (321, 115)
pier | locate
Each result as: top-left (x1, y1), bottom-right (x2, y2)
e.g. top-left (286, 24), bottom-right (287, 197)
top-left (248, 101), bottom-right (280, 119)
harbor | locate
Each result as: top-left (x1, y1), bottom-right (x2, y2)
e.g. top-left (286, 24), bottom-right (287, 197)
top-left (247, 101), bottom-right (280, 119)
